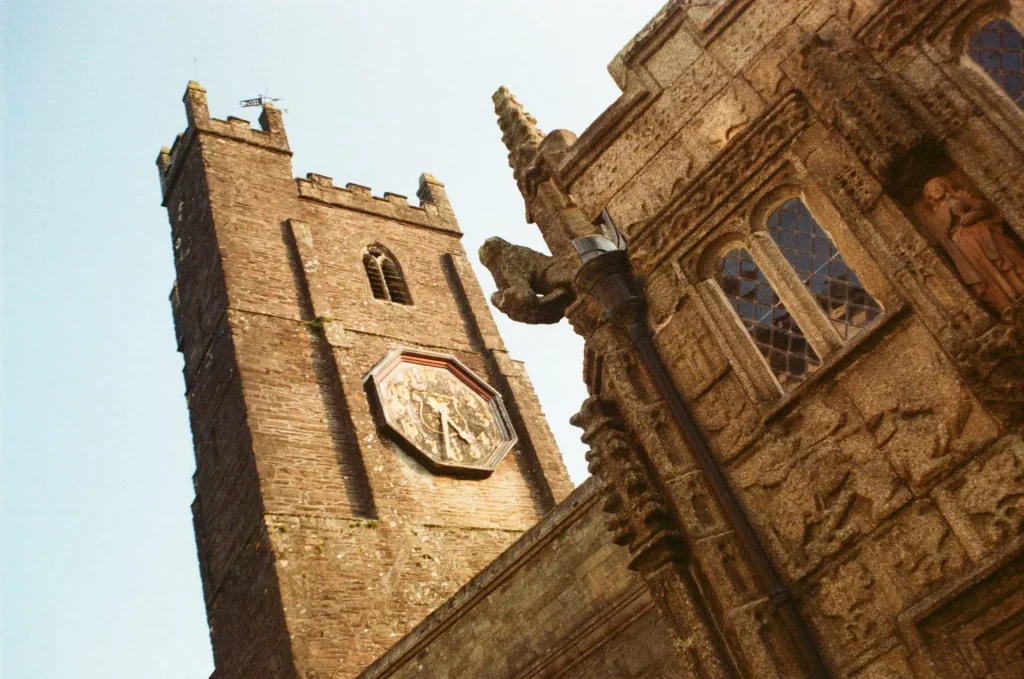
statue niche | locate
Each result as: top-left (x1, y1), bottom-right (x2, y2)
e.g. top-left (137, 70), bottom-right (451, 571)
top-left (478, 236), bottom-right (576, 324)
top-left (920, 176), bottom-right (1024, 314)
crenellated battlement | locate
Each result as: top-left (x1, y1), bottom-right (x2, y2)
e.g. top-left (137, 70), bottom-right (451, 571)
top-left (157, 82), bottom-right (458, 233)
top-left (295, 171), bottom-right (459, 233)
top-left (156, 81), bottom-right (290, 204)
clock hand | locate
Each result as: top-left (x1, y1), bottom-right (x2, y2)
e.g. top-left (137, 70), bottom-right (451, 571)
top-left (440, 410), bottom-right (452, 461)
top-left (448, 419), bottom-right (475, 444)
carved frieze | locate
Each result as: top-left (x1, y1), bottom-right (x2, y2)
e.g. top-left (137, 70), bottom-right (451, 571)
top-left (631, 92), bottom-right (811, 275)
top-left (867, 501), bottom-right (970, 606)
top-left (733, 388), bottom-right (910, 581)
top-left (933, 434), bottom-right (1024, 561)
top-left (841, 320), bottom-right (999, 493)
top-left (856, 0), bottom-right (948, 59)
top-left (813, 556), bottom-right (892, 667)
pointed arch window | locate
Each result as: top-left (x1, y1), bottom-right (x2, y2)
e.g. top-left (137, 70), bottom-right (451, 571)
top-left (968, 19), bottom-right (1024, 109)
top-left (766, 199), bottom-right (883, 341)
top-left (715, 247), bottom-right (822, 390)
top-left (363, 246), bottom-right (412, 305)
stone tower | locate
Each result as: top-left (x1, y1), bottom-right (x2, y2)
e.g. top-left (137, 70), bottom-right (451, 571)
top-left (156, 82), bottom-right (572, 678)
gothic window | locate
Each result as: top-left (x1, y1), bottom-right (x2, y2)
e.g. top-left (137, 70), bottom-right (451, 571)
top-left (715, 247), bottom-right (822, 390)
top-left (766, 199), bottom-right (883, 341)
top-left (363, 246), bottom-right (411, 305)
top-left (969, 19), bottom-right (1024, 108)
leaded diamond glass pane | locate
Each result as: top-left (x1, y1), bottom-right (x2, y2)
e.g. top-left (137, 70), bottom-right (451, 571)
top-left (767, 199), bottom-right (883, 342)
top-left (715, 248), bottom-right (821, 390)
top-left (969, 19), bottom-right (1024, 109)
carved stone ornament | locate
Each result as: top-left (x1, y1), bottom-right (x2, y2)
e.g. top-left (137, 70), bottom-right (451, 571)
top-left (956, 297), bottom-right (1024, 428)
top-left (479, 236), bottom-right (577, 324)
top-left (571, 395), bottom-right (685, 572)
top-left (366, 349), bottom-right (517, 477)
top-left (789, 31), bottom-right (936, 192)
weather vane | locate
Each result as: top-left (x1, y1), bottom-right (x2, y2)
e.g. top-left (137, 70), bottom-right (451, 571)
top-left (239, 87), bottom-right (285, 111)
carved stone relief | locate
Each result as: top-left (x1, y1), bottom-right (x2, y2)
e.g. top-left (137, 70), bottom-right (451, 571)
top-left (916, 175), bottom-right (1024, 314)
top-left (867, 500), bottom-right (971, 607)
top-left (631, 92), bottom-right (811, 276)
top-left (841, 320), bottom-right (999, 494)
top-left (732, 387), bottom-right (910, 581)
top-left (933, 434), bottom-right (1024, 562)
top-left (692, 533), bottom-right (759, 612)
top-left (901, 537), bottom-right (1024, 678)
top-left (955, 297), bottom-right (1024, 428)
top-left (665, 470), bottom-right (729, 541)
top-left (809, 555), bottom-right (896, 668)
top-left (689, 371), bottom-right (760, 463)
top-left (724, 599), bottom-right (802, 679)
top-left (652, 296), bottom-right (729, 403)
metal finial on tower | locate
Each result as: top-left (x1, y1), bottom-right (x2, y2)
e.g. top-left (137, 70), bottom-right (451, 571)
top-left (493, 87), bottom-right (545, 182)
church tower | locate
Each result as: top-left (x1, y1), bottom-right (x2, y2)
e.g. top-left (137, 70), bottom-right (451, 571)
top-left (156, 82), bottom-right (572, 678)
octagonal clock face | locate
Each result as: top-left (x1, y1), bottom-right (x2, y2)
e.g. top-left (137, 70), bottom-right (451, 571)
top-left (366, 349), bottom-right (517, 477)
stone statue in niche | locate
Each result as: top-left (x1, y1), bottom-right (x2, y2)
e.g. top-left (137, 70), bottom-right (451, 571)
top-left (922, 177), bottom-right (1024, 313)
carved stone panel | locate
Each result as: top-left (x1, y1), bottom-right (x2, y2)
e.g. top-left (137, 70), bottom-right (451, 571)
top-left (933, 434), bottom-right (1024, 562)
top-left (653, 297), bottom-right (729, 403)
top-left (807, 553), bottom-right (898, 669)
top-left (866, 500), bottom-right (971, 608)
top-left (900, 537), bottom-right (1024, 678)
top-left (666, 470), bottom-right (729, 541)
top-left (732, 387), bottom-right (910, 581)
top-left (690, 371), bottom-right (760, 463)
top-left (692, 533), bottom-right (760, 612)
top-left (724, 599), bottom-right (803, 679)
top-left (841, 320), bottom-right (999, 494)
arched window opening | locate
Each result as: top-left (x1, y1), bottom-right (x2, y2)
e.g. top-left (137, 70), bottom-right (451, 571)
top-left (969, 18), bottom-right (1024, 108)
top-left (767, 199), bottom-right (883, 342)
top-left (363, 246), bottom-right (411, 305)
top-left (715, 247), bottom-right (821, 390)
top-left (380, 257), bottom-right (411, 305)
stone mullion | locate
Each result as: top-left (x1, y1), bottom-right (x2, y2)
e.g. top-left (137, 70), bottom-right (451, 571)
top-left (693, 280), bottom-right (783, 405)
top-left (747, 232), bottom-right (845, 359)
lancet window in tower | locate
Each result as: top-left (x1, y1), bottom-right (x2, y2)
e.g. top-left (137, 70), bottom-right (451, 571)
top-left (363, 246), bottom-right (412, 305)
top-left (969, 18), bottom-right (1024, 108)
top-left (715, 247), bottom-right (821, 390)
top-left (766, 199), bottom-right (883, 341)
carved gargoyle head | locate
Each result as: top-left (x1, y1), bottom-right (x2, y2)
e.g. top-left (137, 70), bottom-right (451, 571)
top-left (478, 236), bottom-right (576, 325)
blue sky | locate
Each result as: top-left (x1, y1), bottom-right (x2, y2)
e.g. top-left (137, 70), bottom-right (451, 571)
top-left (1, 1), bottom-right (666, 676)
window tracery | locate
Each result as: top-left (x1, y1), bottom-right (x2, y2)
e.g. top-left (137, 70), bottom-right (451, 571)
top-left (708, 196), bottom-right (883, 393)
top-left (968, 18), bottom-right (1024, 109)
top-left (363, 246), bottom-right (412, 305)
top-left (766, 199), bottom-right (883, 341)
top-left (714, 247), bottom-right (821, 390)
